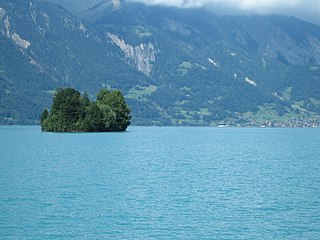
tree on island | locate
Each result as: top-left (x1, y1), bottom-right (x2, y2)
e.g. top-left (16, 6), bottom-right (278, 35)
top-left (41, 88), bottom-right (131, 132)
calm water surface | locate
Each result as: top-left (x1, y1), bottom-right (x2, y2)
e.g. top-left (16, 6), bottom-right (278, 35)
top-left (1, 126), bottom-right (320, 239)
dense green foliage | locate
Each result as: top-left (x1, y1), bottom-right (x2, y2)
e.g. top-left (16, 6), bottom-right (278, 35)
top-left (41, 88), bottom-right (131, 132)
top-left (1, 0), bottom-right (320, 126)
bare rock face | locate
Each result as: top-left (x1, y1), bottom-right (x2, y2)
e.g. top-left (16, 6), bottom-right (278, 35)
top-left (0, 7), bottom-right (5, 20)
top-left (11, 33), bottom-right (31, 49)
top-left (1, 12), bottom-right (31, 49)
top-left (108, 33), bottom-right (156, 76)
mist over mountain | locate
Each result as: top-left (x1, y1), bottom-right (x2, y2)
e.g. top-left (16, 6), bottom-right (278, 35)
top-left (1, 0), bottom-right (320, 126)
top-left (49, 0), bottom-right (320, 25)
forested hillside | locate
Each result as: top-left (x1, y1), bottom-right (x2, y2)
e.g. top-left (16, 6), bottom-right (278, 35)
top-left (1, 0), bottom-right (320, 126)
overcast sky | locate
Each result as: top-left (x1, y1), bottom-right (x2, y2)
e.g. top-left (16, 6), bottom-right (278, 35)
top-left (129, 0), bottom-right (320, 25)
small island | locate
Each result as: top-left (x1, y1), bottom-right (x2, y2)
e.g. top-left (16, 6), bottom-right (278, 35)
top-left (41, 88), bottom-right (131, 132)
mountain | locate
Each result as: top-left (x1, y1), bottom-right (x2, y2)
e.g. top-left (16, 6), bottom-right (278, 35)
top-left (48, 0), bottom-right (100, 14)
top-left (0, 0), bottom-right (148, 124)
top-left (1, 0), bottom-right (320, 126)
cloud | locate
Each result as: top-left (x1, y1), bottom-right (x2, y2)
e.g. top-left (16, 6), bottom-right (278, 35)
top-left (129, 0), bottom-right (320, 25)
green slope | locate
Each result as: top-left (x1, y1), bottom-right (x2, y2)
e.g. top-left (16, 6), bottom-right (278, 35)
top-left (1, 0), bottom-right (320, 126)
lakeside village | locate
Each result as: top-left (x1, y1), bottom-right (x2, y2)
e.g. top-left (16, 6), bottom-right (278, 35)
top-left (218, 116), bottom-right (320, 128)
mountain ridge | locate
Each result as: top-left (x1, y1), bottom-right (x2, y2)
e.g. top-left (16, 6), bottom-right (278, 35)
top-left (1, 0), bottom-right (320, 126)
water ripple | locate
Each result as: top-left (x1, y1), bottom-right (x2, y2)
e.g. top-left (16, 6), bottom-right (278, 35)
top-left (1, 126), bottom-right (320, 239)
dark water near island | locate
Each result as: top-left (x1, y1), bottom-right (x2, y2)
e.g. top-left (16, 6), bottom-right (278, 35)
top-left (1, 126), bottom-right (320, 239)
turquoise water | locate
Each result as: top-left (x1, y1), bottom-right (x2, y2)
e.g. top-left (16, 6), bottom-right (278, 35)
top-left (1, 126), bottom-right (320, 239)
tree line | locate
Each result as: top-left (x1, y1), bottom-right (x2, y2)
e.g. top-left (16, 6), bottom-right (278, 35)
top-left (41, 88), bottom-right (131, 132)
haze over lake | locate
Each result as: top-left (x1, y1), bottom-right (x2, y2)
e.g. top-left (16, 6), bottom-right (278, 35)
top-left (1, 126), bottom-right (320, 239)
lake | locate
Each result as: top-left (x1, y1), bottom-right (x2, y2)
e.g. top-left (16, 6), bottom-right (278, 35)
top-left (1, 126), bottom-right (320, 239)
